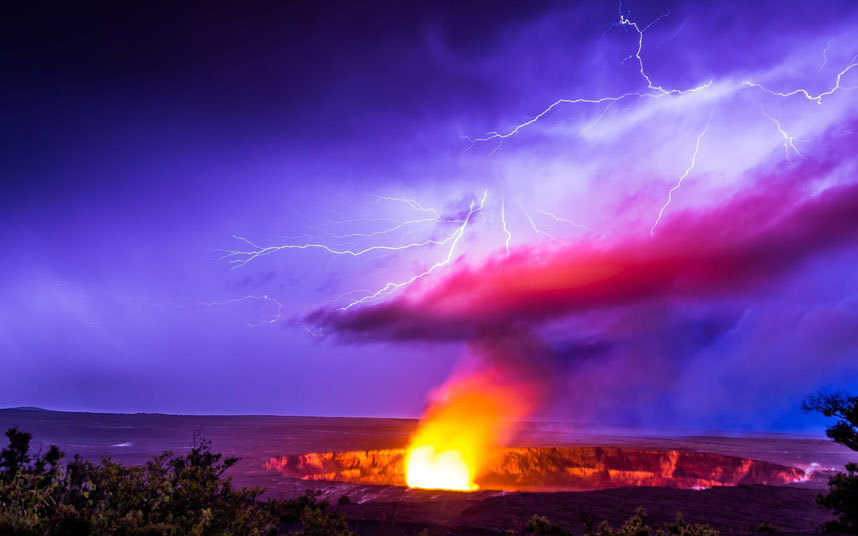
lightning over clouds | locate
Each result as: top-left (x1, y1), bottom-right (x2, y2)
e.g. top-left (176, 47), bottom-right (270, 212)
top-left (4, 0), bottom-right (858, 424)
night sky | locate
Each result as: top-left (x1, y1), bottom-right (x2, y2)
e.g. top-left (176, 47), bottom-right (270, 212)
top-left (3, 0), bottom-right (858, 431)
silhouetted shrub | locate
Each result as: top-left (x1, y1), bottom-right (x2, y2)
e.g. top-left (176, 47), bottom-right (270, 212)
top-left (526, 508), bottom-right (718, 536)
top-left (754, 521), bottom-right (778, 533)
top-left (816, 462), bottom-right (858, 533)
top-left (526, 514), bottom-right (571, 535)
top-left (658, 512), bottom-right (719, 536)
top-left (292, 505), bottom-right (353, 536)
top-left (267, 488), bottom-right (329, 522)
top-left (0, 427), bottom-right (279, 535)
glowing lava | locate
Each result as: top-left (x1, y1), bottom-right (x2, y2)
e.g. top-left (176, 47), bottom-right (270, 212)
top-left (266, 447), bottom-right (808, 491)
top-left (403, 373), bottom-right (533, 491)
top-left (405, 445), bottom-right (475, 491)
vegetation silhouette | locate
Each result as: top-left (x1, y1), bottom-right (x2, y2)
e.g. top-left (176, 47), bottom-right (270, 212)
top-left (0, 427), bottom-right (349, 535)
top-left (803, 391), bottom-right (858, 533)
top-left (525, 507), bottom-right (718, 536)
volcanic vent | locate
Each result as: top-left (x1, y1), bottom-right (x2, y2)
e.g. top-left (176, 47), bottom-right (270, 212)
top-left (266, 446), bottom-right (805, 492)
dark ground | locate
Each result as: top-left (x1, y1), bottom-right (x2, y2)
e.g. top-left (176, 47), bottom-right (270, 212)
top-left (1, 408), bottom-right (854, 535)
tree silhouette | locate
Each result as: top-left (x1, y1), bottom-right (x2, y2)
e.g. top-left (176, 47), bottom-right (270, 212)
top-left (0, 427), bottom-right (32, 481)
top-left (803, 391), bottom-right (858, 533)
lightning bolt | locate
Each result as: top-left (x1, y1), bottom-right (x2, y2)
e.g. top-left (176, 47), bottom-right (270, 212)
top-left (303, 196), bottom-right (451, 240)
top-left (200, 295), bottom-right (283, 327)
top-left (819, 38), bottom-right (833, 72)
top-left (650, 107), bottom-right (716, 237)
top-left (617, 11), bottom-right (683, 95)
top-left (742, 55), bottom-right (858, 103)
top-left (338, 190), bottom-right (489, 310)
top-left (501, 196), bottom-right (512, 258)
top-left (216, 189), bottom-right (492, 319)
top-left (518, 201), bottom-right (561, 242)
top-left (218, 190), bottom-right (474, 271)
top-left (579, 98), bottom-right (627, 136)
top-left (369, 195), bottom-right (445, 222)
top-left (219, 233), bottom-right (461, 269)
top-left (462, 11), bottom-right (713, 150)
top-left (219, 10), bottom-right (856, 326)
top-left (761, 108), bottom-right (804, 162)
top-left (313, 218), bottom-right (438, 239)
top-left (536, 208), bottom-right (594, 234)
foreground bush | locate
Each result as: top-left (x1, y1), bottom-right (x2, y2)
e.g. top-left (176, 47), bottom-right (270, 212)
top-left (526, 507), bottom-right (718, 536)
top-left (0, 427), bottom-right (357, 535)
top-left (0, 427), bottom-right (279, 535)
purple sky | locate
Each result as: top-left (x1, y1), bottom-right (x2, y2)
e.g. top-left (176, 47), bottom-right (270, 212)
top-left (2, 0), bottom-right (858, 431)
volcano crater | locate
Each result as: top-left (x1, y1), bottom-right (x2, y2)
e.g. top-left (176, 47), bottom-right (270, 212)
top-left (265, 446), bottom-right (805, 492)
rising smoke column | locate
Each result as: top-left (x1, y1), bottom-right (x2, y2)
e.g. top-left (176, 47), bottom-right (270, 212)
top-left (404, 329), bottom-right (557, 488)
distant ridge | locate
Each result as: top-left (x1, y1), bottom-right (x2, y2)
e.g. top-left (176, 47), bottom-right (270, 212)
top-left (0, 407), bottom-right (418, 420)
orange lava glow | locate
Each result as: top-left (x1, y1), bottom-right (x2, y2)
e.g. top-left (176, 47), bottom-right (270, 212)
top-left (405, 445), bottom-right (475, 490)
top-left (404, 376), bottom-right (531, 491)
top-left (265, 446), bottom-right (807, 491)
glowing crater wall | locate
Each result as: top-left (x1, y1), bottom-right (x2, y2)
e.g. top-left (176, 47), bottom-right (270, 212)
top-left (265, 446), bottom-right (805, 491)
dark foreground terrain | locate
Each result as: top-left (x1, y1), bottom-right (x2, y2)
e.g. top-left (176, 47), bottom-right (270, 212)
top-left (1, 408), bottom-right (854, 535)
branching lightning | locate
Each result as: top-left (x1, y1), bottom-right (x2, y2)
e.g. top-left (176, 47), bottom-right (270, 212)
top-left (216, 188), bottom-right (492, 318)
top-left (218, 9), bottom-right (857, 325)
top-left (219, 233), bottom-right (459, 269)
top-left (650, 108), bottom-right (715, 237)
top-left (369, 195), bottom-right (445, 221)
top-left (819, 38), bottom-right (833, 72)
top-left (315, 218), bottom-right (438, 239)
top-left (219, 193), bottom-right (467, 272)
top-left (501, 196), bottom-right (512, 257)
top-left (742, 55), bottom-right (858, 103)
top-left (536, 208), bottom-right (594, 234)
top-left (617, 11), bottom-right (693, 96)
top-left (519, 201), bottom-right (561, 243)
top-left (461, 10), bottom-right (712, 150)
top-left (761, 108), bottom-right (804, 162)
top-left (200, 295), bottom-right (283, 327)
top-left (338, 190), bottom-right (489, 310)
top-left (579, 98), bottom-right (625, 136)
